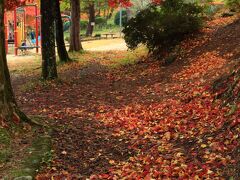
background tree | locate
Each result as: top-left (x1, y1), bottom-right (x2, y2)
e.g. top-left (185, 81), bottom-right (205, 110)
top-left (0, 0), bottom-right (30, 127)
top-left (85, 1), bottom-right (95, 36)
top-left (69, 0), bottom-right (83, 52)
top-left (41, 0), bottom-right (58, 79)
top-left (224, 0), bottom-right (240, 12)
top-left (53, 0), bottom-right (71, 62)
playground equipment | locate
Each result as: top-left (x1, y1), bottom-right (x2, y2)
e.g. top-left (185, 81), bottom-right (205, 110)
top-left (4, 1), bottom-right (40, 56)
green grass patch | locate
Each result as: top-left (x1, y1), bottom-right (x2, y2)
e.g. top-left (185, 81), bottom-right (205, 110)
top-left (0, 128), bottom-right (10, 145)
top-left (10, 134), bottom-right (52, 178)
top-left (0, 128), bottom-right (11, 164)
top-left (107, 47), bottom-right (148, 68)
top-left (1, 122), bottom-right (52, 179)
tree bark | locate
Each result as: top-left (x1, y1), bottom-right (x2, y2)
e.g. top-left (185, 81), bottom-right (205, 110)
top-left (53, 0), bottom-right (71, 63)
top-left (41, 0), bottom-right (58, 79)
top-left (0, 0), bottom-right (29, 127)
top-left (69, 0), bottom-right (83, 52)
top-left (86, 3), bottom-right (95, 37)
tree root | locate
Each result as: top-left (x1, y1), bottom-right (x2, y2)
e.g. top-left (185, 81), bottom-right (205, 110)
top-left (16, 109), bottom-right (48, 128)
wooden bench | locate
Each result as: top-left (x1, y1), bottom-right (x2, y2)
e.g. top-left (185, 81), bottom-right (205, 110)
top-left (18, 46), bottom-right (40, 55)
top-left (8, 39), bottom-right (14, 45)
top-left (102, 33), bottom-right (116, 39)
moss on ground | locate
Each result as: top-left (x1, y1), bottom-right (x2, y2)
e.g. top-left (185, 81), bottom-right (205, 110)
top-left (0, 122), bottom-right (52, 179)
top-left (0, 128), bottom-right (11, 164)
top-left (10, 134), bottom-right (52, 178)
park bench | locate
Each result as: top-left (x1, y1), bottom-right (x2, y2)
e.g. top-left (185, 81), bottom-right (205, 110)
top-left (102, 33), bottom-right (116, 39)
top-left (8, 39), bottom-right (14, 45)
top-left (8, 39), bottom-right (14, 46)
top-left (18, 45), bottom-right (40, 55)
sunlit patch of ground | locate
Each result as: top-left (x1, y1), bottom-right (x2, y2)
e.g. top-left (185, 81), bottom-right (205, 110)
top-left (82, 38), bottom-right (128, 51)
top-left (7, 38), bottom-right (128, 73)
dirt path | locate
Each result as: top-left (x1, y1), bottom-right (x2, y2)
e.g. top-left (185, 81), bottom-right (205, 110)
top-left (10, 17), bottom-right (240, 179)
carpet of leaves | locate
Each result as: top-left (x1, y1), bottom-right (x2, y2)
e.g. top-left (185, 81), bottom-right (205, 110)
top-left (13, 16), bottom-right (240, 179)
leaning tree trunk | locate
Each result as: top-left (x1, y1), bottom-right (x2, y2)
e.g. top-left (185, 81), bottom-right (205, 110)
top-left (0, 0), bottom-right (29, 127)
top-left (53, 0), bottom-right (71, 62)
top-left (69, 0), bottom-right (83, 52)
top-left (86, 3), bottom-right (95, 37)
top-left (41, 0), bottom-right (58, 79)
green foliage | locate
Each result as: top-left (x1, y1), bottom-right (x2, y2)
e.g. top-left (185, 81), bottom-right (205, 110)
top-left (0, 128), bottom-right (10, 145)
top-left (80, 20), bottom-right (89, 29)
top-left (123, 0), bottom-right (204, 55)
top-left (224, 0), bottom-right (240, 11)
top-left (114, 10), bottom-right (128, 26)
top-left (203, 3), bottom-right (223, 16)
top-left (60, 0), bottom-right (70, 11)
top-left (0, 128), bottom-right (11, 164)
top-left (10, 134), bottom-right (52, 178)
top-left (94, 33), bottom-right (101, 37)
top-left (95, 16), bottom-right (107, 26)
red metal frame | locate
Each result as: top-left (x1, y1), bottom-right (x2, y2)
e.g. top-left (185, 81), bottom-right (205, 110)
top-left (35, 4), bottom-right (39, 53)
top-left (14, 8), bottom-right (18, 56)
top-left (23, 9), bottom-right (26, 41)
top-left (4, 3), bottom-right (40, 56)
top-left (4, 11), bottom-right (8, 54)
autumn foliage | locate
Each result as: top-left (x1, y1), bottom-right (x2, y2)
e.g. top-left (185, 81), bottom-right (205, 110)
top-left (108, 0), bottom-right (133, 8)
top-left (5, 0), bottom-right (26, 10)
top-left (5, 0), bottom-right (38, 10)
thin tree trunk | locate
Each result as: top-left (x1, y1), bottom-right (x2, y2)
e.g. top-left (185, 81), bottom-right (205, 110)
top-left (54, 0), bottom-right (71, 62)
top-left (86, 3), bottom-right (95, 37)
top-left (69, 0), bottom-right (83, 52)
top-left (0, 0), bottom-right (29, 126)
top-left (41, 0), bottom-right (58, 79)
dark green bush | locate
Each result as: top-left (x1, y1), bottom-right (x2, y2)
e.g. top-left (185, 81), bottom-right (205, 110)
top-left (123, 0), bottom-right (204, 56)
top-left (94, 33), bottom-right (101, 38)
top-left (224, 0), bottom-right (240, 12)
top-left (65, 36), bottom-right (70, 42)
top-left (114, 10), bottom-right (128, 26)
top-left (63, 20), bottom-right (88, 31)
top-left (80, 20), bottom-right (88, 29)
top-left (95, 16), bottom-right (107, 26)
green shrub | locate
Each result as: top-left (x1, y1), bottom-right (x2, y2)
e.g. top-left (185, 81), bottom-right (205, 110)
top-left (224, 0), bottom-right (240, 12)
top-left (80, 20), bottom-right (88, 29)
top-left (95, 16), bottom-right (107, 26)
top-left (63, 20), bottom-right (88, 31)
top-left (123, 0), bottom-right (203, 56)
top-left (94, 33), bottom-right (101, 38)
top-left (203, 3), bottom-right (223, 16)
top-left (65, 36), bottom-right (70, 42)
top-left (114, 10), bottom-right (128, 26)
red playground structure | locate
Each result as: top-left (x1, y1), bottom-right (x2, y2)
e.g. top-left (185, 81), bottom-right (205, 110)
top-left (4, 0), bottom-right (40, 56)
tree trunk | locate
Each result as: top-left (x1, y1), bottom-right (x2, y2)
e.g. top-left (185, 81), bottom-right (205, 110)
top-left (53, 0), bottom-right (71, 62)
top-left (0, 0), bottom-right (29, 127)
top-left (69, 0), bottom-right (83, 52)
top-left (86, 3), bottom-right (95, 37)
top-left (41, 0), bottom-right (58, 79)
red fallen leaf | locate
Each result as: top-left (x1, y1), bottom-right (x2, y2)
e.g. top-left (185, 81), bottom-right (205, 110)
top-left (231, 118), bottom-right (240, 127)
top-left (98, 173), bottom-right (110, 179)
top-left (12, 112), bottom-right (20, 124)
top-left (142, 170), bottom-right (150, 178)
top-left (90, 174), bottom-right (99, 180)
top-left (144, 173), bottom-right (151, 180)
top-left (0, 116), bottom-right (9, 128)
top-left (163, 132), bottom-right (171, 141)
